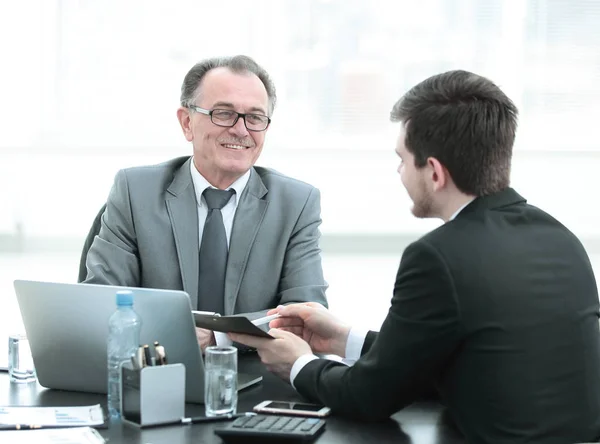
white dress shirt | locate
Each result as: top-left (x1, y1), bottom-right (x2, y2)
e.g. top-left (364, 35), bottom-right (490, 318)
top-left (189, 160), bottom-right (251, 345)
top-left (189, 159), bottom-right (251, 248)
top-left (289, 197), bottom-right (476, 387)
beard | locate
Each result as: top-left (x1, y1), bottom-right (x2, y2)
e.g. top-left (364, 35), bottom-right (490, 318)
top-left (409, 178), bottom-right (435, 219)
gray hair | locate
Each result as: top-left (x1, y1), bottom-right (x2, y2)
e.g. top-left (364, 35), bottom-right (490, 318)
top-left (180, 55), bottom-right (277, 115)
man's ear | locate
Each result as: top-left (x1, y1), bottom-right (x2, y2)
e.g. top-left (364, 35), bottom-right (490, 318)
top-left (427, 157), bottom-right (449, 192)
top-left (177, 107), bottom-right (194, 142)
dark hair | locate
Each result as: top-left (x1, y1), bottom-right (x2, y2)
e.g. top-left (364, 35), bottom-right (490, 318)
top-left (180, 55), bottom-right (277, 114)
top-left (390, 70), bottom-right (518, 196)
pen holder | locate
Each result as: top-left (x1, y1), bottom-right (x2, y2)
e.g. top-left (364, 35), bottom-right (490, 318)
top-left (120, 363), bottom-right (186, 427)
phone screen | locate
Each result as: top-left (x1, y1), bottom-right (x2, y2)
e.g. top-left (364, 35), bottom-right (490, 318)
top-left (264, 401), bottom-right (325, 412)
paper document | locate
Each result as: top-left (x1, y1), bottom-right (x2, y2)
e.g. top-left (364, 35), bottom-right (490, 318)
top-left (0, 426), bottom-right (105, 443)
top-left (0, 404), bottom-right (105, 427)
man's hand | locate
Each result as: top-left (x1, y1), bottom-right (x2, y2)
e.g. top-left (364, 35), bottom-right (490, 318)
top-left (267, 303), bottom-right (351, 357)
top-left (195, 327), bottom-right (215, 352)
top-left (228, 329), bottom-right (312, 382)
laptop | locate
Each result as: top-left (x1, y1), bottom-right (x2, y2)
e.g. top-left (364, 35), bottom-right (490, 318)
top-left (13, 280), bottom-right (262, 403)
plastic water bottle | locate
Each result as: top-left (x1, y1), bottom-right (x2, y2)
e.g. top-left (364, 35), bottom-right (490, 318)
top-left (107, 290), bottom-right (142, 418)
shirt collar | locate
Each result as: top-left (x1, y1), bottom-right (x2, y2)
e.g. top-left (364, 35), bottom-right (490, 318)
top-left (189, 158), bottom-right (251, 208)
top-left (448, 198), bottom-right (475, 222)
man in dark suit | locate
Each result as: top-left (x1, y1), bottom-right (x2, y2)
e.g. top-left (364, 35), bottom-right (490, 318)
top-left (230, 70), bottom-right (600, 443)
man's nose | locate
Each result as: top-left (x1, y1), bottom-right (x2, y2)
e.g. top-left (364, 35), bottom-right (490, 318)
top-left (228, 116), bottom-right (250, 137)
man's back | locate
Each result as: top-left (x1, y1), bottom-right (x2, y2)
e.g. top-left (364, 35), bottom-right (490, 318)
top-left (425, 188), bottom-right (600, 443)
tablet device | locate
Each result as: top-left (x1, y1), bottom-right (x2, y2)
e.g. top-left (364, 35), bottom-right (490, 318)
top-left (192, 312), bottom-right (274, 339)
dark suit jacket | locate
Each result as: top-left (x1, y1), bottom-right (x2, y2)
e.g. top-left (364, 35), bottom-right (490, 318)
top-left (295, 188), bottom-right (600, 444)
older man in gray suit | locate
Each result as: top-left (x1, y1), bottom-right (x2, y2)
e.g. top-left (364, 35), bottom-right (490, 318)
top-left (84, 55), bottom-right (328, 349)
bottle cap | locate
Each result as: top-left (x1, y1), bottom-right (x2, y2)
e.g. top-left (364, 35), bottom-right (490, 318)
top-left (116, 290), bottom-right (134, 306)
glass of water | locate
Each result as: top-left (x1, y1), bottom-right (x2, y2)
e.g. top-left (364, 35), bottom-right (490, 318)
top-left (8, 334), bottom-right (37, 383)
top-left (204, 346), bottom-right (237, 417)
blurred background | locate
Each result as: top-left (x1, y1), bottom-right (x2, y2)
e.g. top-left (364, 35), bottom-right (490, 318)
top-left (1, 0), bottom-right (599, 362)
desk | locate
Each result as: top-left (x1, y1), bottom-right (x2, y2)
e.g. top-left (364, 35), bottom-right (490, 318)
top-left (0, 356), bottom-right (466, 443)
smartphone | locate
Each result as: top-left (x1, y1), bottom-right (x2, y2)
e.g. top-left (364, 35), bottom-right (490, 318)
top-left (253, 400), bottom-right (331, 417)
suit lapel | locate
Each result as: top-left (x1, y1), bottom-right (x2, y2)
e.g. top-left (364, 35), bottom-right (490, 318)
top-left (166, 158), bottom-right (200, 309)
top-left (224, 169), bottom-right (268, 315)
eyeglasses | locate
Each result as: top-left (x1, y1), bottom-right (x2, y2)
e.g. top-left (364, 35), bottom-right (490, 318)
top-left (187, 105), bottom-right (271, 132)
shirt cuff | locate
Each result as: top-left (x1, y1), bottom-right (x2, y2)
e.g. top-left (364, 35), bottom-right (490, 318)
top-left (214, 331), bottom-right (232, 347)
top-left (342, 326), bottom-right (369, 365)
top-left (290, 354), bottom-right (319, 389)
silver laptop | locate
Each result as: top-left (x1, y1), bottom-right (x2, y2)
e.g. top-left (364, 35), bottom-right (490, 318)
top-left (13, 280), bottom-right (262, 403)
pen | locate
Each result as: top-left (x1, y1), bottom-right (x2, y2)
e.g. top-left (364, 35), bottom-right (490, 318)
top-left (143, 344), bottom-right (153, 367)
top-left (180, 412), bottom-right (256, 425)
top-left (251, 313), bottom-right (280, 326)
top-left (136, 346), bottom-right (146, 368)
top-left (0, 424), bottom-right (42, 430)
top-left (154, 341), bottom-right (167, 366)
top-left (193, 310), bottom-right (220, 316)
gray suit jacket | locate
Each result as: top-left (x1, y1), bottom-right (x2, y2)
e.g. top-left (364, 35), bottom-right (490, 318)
top-left (84, 156), bottom-right (328, 315)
